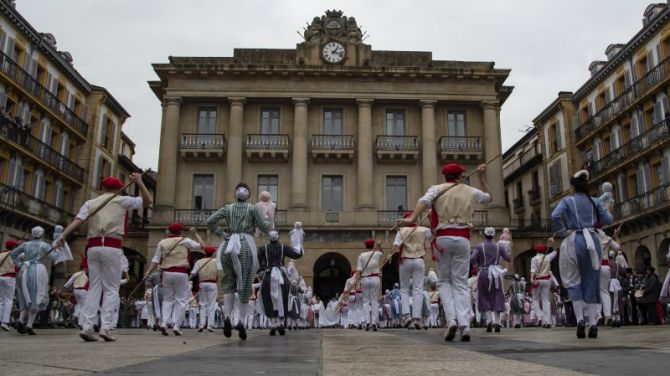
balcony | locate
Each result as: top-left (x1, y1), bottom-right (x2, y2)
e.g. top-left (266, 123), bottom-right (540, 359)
top-left (613, 184), bottom-right (670, 228)
top-left (174, 209), bottom-right (214, 227)
top-left (509, 219), bottom-right (553, 234)
top-left (127, 215), bottom-right (151, 233)
top-left (0, 51), bottom-right (88, 138)
top-left (377, 210), bottom-right (487, 227)
top-left (503, 145), bottom-right (542, 183)
top-left (513, 198), bottom-right (525, 214)
top-left (438, 136), bottom-right (482, 162)
top-left (575, 56), bottom-right (670, 144)
top-left (0, 182), bottom-right (74, 228)
top-left (375, 135), bottom-right (419, 162)
top-left (311, 135), bottom-right (354, 161)
top-left (246, 134), bottom-right (290, 161)
top-left (0, 115), bottom-right (86, 183)
top-left (528, 188), bottom-right (542, 206)
top-left (590, 117), bottom-right (670, 181)
top-left (180, 133), bottom-right (226, 159)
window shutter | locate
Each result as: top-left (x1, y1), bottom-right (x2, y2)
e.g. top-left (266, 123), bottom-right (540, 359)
top-left (605, 88), bottom-right (612, 104)
top-left (4, 38), bottom-right (15, 59)
top-left (662, 96), bottom-right (670, 119)
top-left (81, 104), bottom-right (89, 121)
top-left (656, 44), bottom-right (663, 64)
top-left (646, 51), bottom-right (654, 72)
top-left (624, 71), bottom-right (632, 88)
top-left (0, 31), bottom-right (6, 54)
top-left (663, 155), bottom-right (670, 186)
top-left (30, 58), bottom-right (38, 78)
top-left (588, 102), bottom-right (595, 116)
top-left (0, 90), bottom-right (7, 111)
top-left (556, 122), bottom-right (563, 150)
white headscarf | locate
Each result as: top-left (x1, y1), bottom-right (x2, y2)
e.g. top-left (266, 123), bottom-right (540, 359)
top-left (32, 226), bottom-right (45, 239)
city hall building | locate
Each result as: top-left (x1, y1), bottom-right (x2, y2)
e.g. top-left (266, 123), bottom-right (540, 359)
top-left (149, 11), bottom-right (513, 299)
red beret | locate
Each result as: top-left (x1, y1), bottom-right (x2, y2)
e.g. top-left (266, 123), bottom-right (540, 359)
top-left (4, 240), bottom-right (18, 249)
top-left (470, 267), bottom-right (478, 276)
top-left (168, 223), bottom-right (184, 234)
top-left (364, 239), bottom-right (376, 249)
top-left (80, 258), bottom-right (88, 270)
top-left (535, 245), bottom-right (546, 253)
top-left (101, 177), bottom-right (124, 190)
top-left (441, 163), bottom-right (466, 176)
top-left (204, 246), bottom-right (217, 255)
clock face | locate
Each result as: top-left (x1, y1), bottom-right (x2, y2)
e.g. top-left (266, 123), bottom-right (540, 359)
top-left (322, 41), bottom-right (345, 64)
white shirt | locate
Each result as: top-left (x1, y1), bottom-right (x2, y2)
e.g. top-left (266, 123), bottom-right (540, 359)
top-left (75, 196), bottom-right (143, 221)
top-left (418, 184), bottom-right (490, 207)
top-left (530, 251), bottom-right (557, 273)
top-left (392, 227), bottom-right (432, 246)
top-left (121, 255), bottom-right (129, 273)
top-left (151, 237), bottom-right (202, 263)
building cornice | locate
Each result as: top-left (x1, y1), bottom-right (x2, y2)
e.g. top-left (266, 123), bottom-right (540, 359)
top-left (90, 85), bottom-right (130, 118)
top-left (573, 5), bottom-right (670, 101)
top-left (532, 92), bottom-right (574, 124)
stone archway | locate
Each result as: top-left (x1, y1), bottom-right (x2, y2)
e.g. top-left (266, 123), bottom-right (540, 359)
top-left (658, 238), bottom-right (670, 278)
top-left (122, 247), bottom-right (147, 297)
top-left (634, 245), bottom-right (652, 273)
top-left (514, 248), bottom-right (535, 283)
top-left (313, 252), bottom-right (351, 302)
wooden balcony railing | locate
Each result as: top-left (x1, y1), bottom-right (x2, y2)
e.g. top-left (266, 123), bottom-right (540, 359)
top-left (0, 51), bottom-right (89, 137)
top-left (0, 115), bottom-right (86, 183)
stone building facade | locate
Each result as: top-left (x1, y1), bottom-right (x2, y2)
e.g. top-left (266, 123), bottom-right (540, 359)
top-left (149, 10), bottom-right (513, 299)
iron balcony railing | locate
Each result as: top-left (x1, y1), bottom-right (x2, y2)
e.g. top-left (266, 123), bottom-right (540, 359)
top-left (575, 56), bottom-right (670, 141)
top-left (377, 210), bottom-right (487, 227)
top-left (174, 209), bottom-right (287, 227)
top-left (127, 215), bottom-right (151, 232)
top-left (246, 134), bottom-right (290, 150)
top-left (0, 115), bottom-right (86, 183)
top-left (503, 145), bottom-right (541, 178)
top-left (376, 135), bottom-right (418, 151)
top-left (0, 51), bottom-right (89, 137)
top-left (311, 134), bottom-right (354, 150)
top-left (0, 182), bottom-right (74, 225)
top-left (590, 116), bottom-right (670, 179)
top-left (180, 133), bottom-right (226, 149)
top-left (438, 136), bottom-right (481, 152)
top-left (509, 219), bottom-right (553, 233)
top-left (613, 183), bottom-right (670, 221)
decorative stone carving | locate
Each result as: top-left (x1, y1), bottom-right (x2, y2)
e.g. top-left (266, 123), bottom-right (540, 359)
top-left (302, 10), bottom-right (363, 44)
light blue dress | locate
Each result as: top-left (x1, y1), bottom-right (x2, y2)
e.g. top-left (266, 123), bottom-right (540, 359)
top-left (10, 240), bottom-right (61, 312)
top-left (551, 193), bottom-right (613, 304)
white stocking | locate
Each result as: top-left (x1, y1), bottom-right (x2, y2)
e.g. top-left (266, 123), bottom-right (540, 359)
top-left (222, 294), bottom-right (234, 319)
top-left (493, 312), bottom-right (500, 324)
top-left (238, 302), bottom-right (248, 324)
top-left (587, 304), bottom-right (599, 326)
top-left (27, 311), bottom-right (37, 328)
top-left (19, 310), bottom-right (26, 323)
top-left (572, 300), bottom-right (584, 323)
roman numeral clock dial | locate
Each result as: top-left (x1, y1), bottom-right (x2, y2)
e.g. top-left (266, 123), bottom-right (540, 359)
top-left (322, 41), bottom-right (345, 64)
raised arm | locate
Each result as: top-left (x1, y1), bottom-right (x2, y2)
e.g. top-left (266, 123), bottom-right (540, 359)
top-left (207, 205), bottom-right (229, 236)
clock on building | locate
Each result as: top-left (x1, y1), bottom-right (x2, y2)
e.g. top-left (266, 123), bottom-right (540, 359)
top-left (322, 41), bottom-right (345, 64)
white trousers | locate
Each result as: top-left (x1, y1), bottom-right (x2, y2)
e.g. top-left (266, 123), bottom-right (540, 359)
top-left (599, 266), bottom-right (612, 319)
top-left (399, 258), bottom-right (425, 319)
top-left (160, 271), bottom-right (190, 330)
top-left (81, 246), bottom-right (122, 331)
top-left (533, 279), bottom-right (551, 325)
top-left (0, 276), bottom-right (16, 323)
top-left (189, 307), bottom-right (198, 328)
top-left (198, 282), bottom-right (218, 328)
top-left (361, 276), bottom-right (381, 325)
top-left (73, 289), bottom-right (87, 325)
top-left (428, 303), bottom-right (439, 327)
top-left (434, 236), bottom-right (471, 328)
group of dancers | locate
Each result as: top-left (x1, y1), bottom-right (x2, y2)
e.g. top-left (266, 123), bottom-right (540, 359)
top-left (2, 161), bottom-right (667, 343)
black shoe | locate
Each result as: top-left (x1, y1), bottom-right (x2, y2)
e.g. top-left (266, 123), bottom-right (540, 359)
top-left (514, 324), bottom-right (521, 329)
top-left (278, 326), bottom-right (286, 336)
top-left (576, 320), bottom-right (586, 339)
top-left (461, 333), bottom-right (471, 342)
top-left (93, 324), bottom-right (100, 333)
top-left (372, 324), bottom-right (378, 332)
top-left (223, 318), bottom-right (232, 338)
top-left (16, 321), bottom-right (25, 334)
top-left (365, 323), bottom-right (370, 331)
top-left (236, 322), bottom-right (247, 340)
top-left (159, 326), bottom-right (169, 336)
top-left (358, 325), bottom-right (362, 330)
top-left (494, 324), bottom-right (501, 333)
top-left (269, 328), bottom-right (276, 336)
top-left (486, 322), bottom-right (492, 333)
top-left (587, 325), bottom-right (598, 338)
top-left (26, 327), bottom-right (36, 335)
top-left (198, 327), bottom-right (204, 333)
top-left (444, 325), bottom-right (458, 342)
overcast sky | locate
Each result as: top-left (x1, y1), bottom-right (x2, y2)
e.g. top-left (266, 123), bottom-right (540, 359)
top-left (16, 0), bottom-right (652, 169)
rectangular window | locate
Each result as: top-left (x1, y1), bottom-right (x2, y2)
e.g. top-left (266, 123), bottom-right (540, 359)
top-left (322, 175), bottom-right (343, 211)
top-left (8, 154), bottom-right (24, 190)
top-left (261, 108), bottom-right (280, 134)
top-left (549, 162), bottom-right (562, 197)
top-left (385, 110), bottom-right (405, 136)
top-left (447, 111), bottom-right (466, 137)
top-left (385, 176), bottom-right (407, 211)
top-left (192, 174), bottom-right (214, 210)
top-left (323, 109), bottom-right (343, 134)
top-left (95, 156), bottom-right (104, 190)
top-left (555, 122), bottom-right (563, 151)
top-left (257, 175), bottom-right (279, 205)
top-left (197, 108), bottom-right (217, 134)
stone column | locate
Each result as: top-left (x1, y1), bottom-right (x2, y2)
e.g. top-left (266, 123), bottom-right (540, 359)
top-left (420, 100), bottom-right (438, 189)
top-left (482, 101), bottom-right (505, 208)
top-left (226, 97), bottom-right (245, 196)
top-left (156, 96), bottom-right (181, 208)
top-left (356, 99), bottom-right (375, 209)
top-left (291, 98), bottom-right (309, 209)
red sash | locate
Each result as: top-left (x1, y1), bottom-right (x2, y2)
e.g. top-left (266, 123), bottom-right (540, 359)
top-left (86, 237), bottom-right (123, 250)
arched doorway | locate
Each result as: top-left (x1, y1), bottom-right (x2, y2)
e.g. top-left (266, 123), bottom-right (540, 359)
top-left (381, 252), bottom-right (400, 292)
top-left (122, 247), bottom-right (146, 298)
top-left (657, 239), bottom-right (670, 278)
top-left (313, 252), bottom-right (351, 302)
top-left (514, 248), bottom-right (535, 283)
top-left (634, 245), bottom-right (652, 273)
